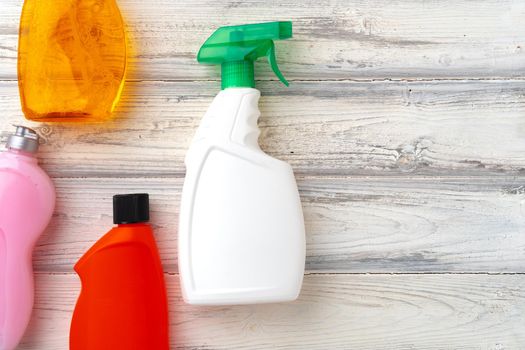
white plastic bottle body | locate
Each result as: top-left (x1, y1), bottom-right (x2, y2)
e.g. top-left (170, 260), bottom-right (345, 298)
top-left (179, 88), bottom-right (306, 305)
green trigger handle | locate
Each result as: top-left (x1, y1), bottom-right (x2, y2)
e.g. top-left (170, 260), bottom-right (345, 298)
top-left (197, 21), bottom-right (292, 89)
top-left (268, 42), bottom-right (288, 86)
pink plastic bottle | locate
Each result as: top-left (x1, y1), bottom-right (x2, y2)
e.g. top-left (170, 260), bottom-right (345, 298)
top-left (0, 126), bottom-right (55, 350)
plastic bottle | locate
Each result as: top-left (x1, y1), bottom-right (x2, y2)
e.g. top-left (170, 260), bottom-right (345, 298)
top-left (18, 0), bottom-right (127, 122)
top-left (70, 194), bottom-right (169, 350)
top-left (178, 21), bottom-right (305, 305)
top-left (0, 126), bottom-right (55, 350)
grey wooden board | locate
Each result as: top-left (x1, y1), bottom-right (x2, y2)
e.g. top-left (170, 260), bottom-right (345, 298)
top-left (2, 80), bottom-right (525, 177)
top-left (1, 0), bottom-right (525, 81)
top-left (1, 0), bottom-right (525, 348)
top-left (18, 273), bottom-right (525, 350)
top-left (32, 176), bottom-right (525, 273)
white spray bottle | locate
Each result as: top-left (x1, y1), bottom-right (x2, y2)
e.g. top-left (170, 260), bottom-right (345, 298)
top-left (178, 21), bottom-right (305, 305)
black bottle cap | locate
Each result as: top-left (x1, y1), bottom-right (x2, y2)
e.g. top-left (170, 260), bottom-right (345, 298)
top-left (113, 193), bottom-right (150, 224)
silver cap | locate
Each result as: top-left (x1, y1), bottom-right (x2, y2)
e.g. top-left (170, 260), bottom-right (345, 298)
top-left (6, 125), bottom-right (40, 154)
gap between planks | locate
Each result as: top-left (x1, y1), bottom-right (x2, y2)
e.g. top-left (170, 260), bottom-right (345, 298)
top-left (2, 78), bottom-right (525, 83)
top-left (39, 174), bottom-right (525, 180)
top-left (37, 272), bottom-right (525, 276)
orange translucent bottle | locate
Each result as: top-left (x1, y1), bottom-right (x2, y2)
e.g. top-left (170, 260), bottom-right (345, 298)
top-left (18, 0), bottom-right (127, 122)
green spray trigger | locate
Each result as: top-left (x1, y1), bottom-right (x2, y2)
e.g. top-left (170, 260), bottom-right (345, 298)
top-left (267, 42), bottom-right (288, 86)
top-left (197, 21), bottom-right (292, 89)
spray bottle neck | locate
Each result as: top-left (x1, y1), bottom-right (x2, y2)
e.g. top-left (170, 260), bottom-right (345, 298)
top-left (221, 60), bottom-right (255, 90)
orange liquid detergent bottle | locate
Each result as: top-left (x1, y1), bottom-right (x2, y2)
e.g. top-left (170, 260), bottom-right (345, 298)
top-left (18, 0), bottom-right (127, 122)
top-left (70, 194), bottom-right (169, 350)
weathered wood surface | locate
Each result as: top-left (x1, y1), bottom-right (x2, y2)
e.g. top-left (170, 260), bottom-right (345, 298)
top-left (2, 0), bottom-right (525, 348)
top-left (2, 79), bottom-right (525, 177)
top-left (1, 0), bottom-right (525, 81)
top-left (35, 176), bottom-right (525, 273)
top-left (19, 273), bottom-right (525, 350)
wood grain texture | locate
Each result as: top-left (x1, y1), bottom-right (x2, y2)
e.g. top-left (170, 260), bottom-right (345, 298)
top-left (2, 79), bottom-right (525, 177)
top-left (33, 176), bottom-right (525, 273)
top-left (1, 0), bottom-right (525, 81)
top-left (1, 0), bottom-right (524, 348)
top-left (18, 273), bottom-right (525, 350)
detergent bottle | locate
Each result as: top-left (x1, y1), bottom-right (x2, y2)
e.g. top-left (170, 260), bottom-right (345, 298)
top-left (18, 0), bottom-right (127, 122)
top-left (178, 21), bottom-right (306, 305)
top-left (70, 193), bottom-right (169, 350)
top-left (0, 126), bottom-right (55, 350)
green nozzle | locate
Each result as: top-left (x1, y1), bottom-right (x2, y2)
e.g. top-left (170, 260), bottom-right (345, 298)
top-left (197, 21), bottom-right (292, 89)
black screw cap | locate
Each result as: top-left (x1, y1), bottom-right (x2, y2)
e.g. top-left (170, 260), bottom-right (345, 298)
top-left (113, 193), bottom-right (150, 224)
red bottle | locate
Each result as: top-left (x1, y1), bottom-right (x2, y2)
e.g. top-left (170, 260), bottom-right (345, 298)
top-left (70, 194), bottom-right (169, 350)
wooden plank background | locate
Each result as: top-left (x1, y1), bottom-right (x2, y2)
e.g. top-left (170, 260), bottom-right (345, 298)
top-left (0, 0), bottom-right (524, 349)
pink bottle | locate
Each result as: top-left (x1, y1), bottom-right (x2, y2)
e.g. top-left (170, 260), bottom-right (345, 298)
top-left (0, 126), bottom-right (55, 350)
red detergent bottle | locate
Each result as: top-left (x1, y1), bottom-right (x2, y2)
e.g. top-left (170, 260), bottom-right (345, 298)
top-left (70, 193), bottom-right (169, 350)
